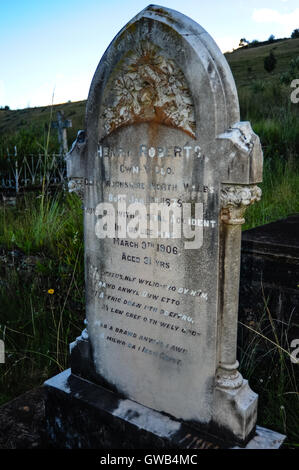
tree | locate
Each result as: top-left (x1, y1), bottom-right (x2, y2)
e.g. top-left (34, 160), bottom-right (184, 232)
top-left (250, 39), bottom-right (260, 48)
top-left (268, 34), bottom-right (275, 43)
top-left (264, 51), bottom-right (277, 73)
top-left (239, 38), bottom-right (249, 47)
top-left (291, 29), bottom-right (299, 39)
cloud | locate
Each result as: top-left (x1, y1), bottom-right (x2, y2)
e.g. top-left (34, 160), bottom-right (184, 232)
top-left (252, 8), bottom-right (299, 34)
top-left (214, 36), bottom-right (240, 53)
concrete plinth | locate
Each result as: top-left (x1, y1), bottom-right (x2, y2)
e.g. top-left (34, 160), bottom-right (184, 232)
top-left (44, 370), bottom-right (285, 450)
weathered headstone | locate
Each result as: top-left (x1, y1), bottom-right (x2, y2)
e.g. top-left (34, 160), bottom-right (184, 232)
top-left (51, 110), bottom-right (72, 154)
top-left (239, 214), bottom-right (299, 336)
top-left (45, 5), bottom-right (285, 448)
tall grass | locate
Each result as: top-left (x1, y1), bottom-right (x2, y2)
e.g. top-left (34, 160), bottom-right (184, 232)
top-left (238, 79), bottom-right (299, 230)
top-left (238, 290), bottom-right (299, 447)
top-left (243, 155), bottom-right (299, 230)
top-left (0, 259), bottom-right (84, 405)
top-left (0, 192), bottom-right (83, 256)
top-left (0, 195), bottom-right (66, 254)
top-left (0, 192), bottom-right (84, 405)
top-left (238, 81), bottom-right (299, 446)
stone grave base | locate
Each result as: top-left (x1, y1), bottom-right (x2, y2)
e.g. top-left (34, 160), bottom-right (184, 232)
top-left (44, 369), bottom-right (285, 449)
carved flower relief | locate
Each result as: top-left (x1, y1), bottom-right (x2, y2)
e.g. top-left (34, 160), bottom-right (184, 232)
top-left (220, 185), bottom-right (262, 224)
top-left (104, 75), bottom-right (140, 130)
top-left (68, 178), bottom-right (84, 201)
top-left (101, 41), bottom-right (196, 138)
top-left (221, 185), bottom-right (262, 208)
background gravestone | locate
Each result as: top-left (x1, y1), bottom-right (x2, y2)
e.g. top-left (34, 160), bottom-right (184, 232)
top-left (50, 5), bottom-right (267, 446)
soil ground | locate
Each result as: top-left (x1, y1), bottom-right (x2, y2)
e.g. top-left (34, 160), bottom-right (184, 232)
top-left (0, 387), bottom-right (47, 449)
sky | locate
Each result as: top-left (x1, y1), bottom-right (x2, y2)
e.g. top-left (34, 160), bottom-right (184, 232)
top-left (1, 0), bottom-right (298, 110)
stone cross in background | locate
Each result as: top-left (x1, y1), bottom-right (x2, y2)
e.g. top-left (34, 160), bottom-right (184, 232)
top-left (45, 5), bottom-right (284, 449)
top-left (51, 110), bottom-right (72, 154)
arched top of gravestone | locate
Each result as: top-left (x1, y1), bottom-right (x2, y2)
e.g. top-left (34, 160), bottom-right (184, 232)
top-left (86, 4), bottom-right (240, 146)
top-left (67, 5), bottom-right (262, 188)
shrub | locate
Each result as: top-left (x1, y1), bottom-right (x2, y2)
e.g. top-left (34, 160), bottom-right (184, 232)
top-left (264, 51), bottom-right (277, 73)
top-left (291, 29), bottom-right (299, 39)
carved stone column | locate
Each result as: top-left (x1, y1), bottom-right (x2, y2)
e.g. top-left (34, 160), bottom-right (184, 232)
top-left (213, 184), bottom-right (262, 443)
top-left (64, 130), bottom-right (86, 202)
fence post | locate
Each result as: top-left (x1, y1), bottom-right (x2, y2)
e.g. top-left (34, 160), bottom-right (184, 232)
top-left (14, 146), bottom-right (19, 194)
top-left (1, 150), bottom-right (67, 192)
top-left (15, 160), bottom-right (19, 194)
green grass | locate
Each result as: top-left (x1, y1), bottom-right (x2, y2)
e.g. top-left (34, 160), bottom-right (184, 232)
top-left (0, 192), bottom-right (84, 405)
top-left (0, 191), bottom-right (83, 257)
top-left (243, 156), bottom-right (299, 230)
top-left (237, 72), bottom-right (299, 230)
top-left (0, 195), bottom-right (67, 254)
top-left (0, 267), bottom-right (82, 403)
top-left (238, 297), bottom-right (299, 447)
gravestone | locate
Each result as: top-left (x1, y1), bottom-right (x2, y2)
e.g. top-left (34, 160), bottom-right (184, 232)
top-left (239, 214), bottom-right (299, 344)
top-left (45, 5), bottom-right (285, 448)
top-left (51, 111), bottom-right (72, 154)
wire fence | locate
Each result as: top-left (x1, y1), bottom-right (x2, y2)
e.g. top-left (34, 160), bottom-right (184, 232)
top-left (0, 152), bottom-right (67, 192)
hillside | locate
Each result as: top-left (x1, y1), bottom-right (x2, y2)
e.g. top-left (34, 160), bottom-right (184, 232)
top-left (0, 37), bottom-right (298, 145)
top-left (226, 37), bottom-right (299, 87)
top-left (0, 100), bottom-right (86, 148)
